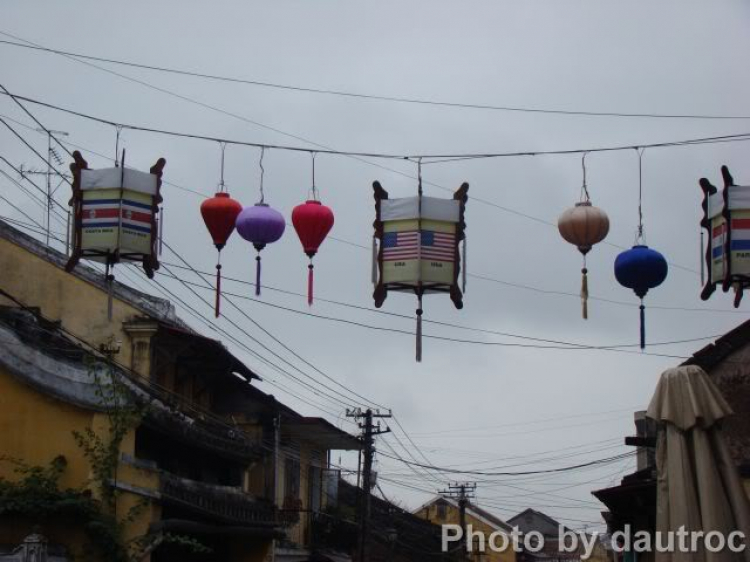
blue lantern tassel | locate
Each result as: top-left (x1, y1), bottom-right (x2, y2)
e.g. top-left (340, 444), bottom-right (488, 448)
top-left (615, 245), bottom-right (668, 350)
top-left (640, 301), bottom-right (645, 350)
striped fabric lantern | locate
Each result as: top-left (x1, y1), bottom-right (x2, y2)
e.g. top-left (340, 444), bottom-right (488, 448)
top-left (372, 178), bottom-right (469, 362)
top-left (66, 150), bottom-right (165, 319)
top-left (699, 165), bottom-right (750, 307)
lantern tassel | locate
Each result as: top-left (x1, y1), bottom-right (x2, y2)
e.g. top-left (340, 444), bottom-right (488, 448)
top-left (462, 237), bottom-right (467, 294)
top-left (639, 301), bottom-right (646, 350)
top-left (700, 230), bottom-right (705, 287)
top-left (371, 236), bottom-right (378, 286)
top-left (256, 255), bottom-right (262, 297)
top-left (159, 205), bottom-right (164, 256)
top-left (106, 264), bottom-right (114, 322)
top-left (581, 267), bottom-right (589, 320)
top-left (416, 296), bottom-right (423, 363)
top-left (308, 262), bottom-right (314, 306)
top-left (215, 261), bottom-right (222, 318)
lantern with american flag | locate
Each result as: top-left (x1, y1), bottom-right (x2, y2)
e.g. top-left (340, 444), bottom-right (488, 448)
top-left (372, 179), bottom-right (469, 361)
top-left (699, 165), bottom-right (750, 307)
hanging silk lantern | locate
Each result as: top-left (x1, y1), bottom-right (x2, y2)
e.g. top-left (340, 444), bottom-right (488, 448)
top-left (558, 202), bottom-right (609, 319)
top-left (201, 192), bottom-right (242, 317)
top-left (372, 169), bottom-right (469, 362)
top-left (558, 153), bottom-right (609, 319)
top-left (699, 165), bottom-right (750, 307)
top-left (66, 150), bottom-right (166, 321)
top-left (236, 204), bottom-right (285, 296)
top-left (615, 245), bottom-right (668, 349)
top-left (292, 199), bottom-right (334, 305)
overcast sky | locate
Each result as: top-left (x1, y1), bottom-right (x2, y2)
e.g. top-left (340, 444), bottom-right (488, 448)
top-left (2, 0), bottom-right (750, 531)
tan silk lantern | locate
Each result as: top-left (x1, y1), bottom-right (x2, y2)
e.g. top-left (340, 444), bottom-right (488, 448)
top-left (558, 201), bottom-right (610, 318)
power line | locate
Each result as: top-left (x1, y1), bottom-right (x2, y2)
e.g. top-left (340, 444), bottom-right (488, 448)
top-left (411, 407), bottom-right (640, 436)
top-left (161, 242), bottom-right (389, 411)
top-left (3, 34), bottom-right (750, 121)
top-left (377, 450), bottom-right (637, 476)
top-left (0, 112), bottom-right (208, 198)
top-left (0, 37), bottom-right (721, 275)
top-left (3, 90), bottom-right (750, 161)
top-left (0, 89), bottom-right (712, 276)
top-left (151, 268), bottom-right (720, 359)
top-left (0, 106), bottom-right (433, 457)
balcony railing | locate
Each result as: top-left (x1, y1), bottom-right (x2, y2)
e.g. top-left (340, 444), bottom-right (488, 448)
top-left (159, 472), bottom-right (279, 527)
top-left (144, 406), bottom-right (263, 463)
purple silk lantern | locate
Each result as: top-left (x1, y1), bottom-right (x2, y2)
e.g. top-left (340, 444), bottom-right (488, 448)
top-left (236, 203), bottom-right (286, 295)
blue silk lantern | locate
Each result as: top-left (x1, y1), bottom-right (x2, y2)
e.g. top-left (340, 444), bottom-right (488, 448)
top-left (615, 245), bottom-right (668, 349)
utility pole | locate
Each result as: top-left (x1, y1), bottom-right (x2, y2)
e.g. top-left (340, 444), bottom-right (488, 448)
top-left (440, 482), bottom-right (477, 557)
top-left (347, 408), bottom-right (392, 562)
top-left (36, 128), bottom-right (68, 246)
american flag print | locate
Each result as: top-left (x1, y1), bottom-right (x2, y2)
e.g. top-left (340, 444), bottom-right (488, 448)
top-left (382, 231), bottom-right (419, 261)
top-left (382, 230), bottom-right (455, 262)
top-left (420, 230), bottom-right (455, 262)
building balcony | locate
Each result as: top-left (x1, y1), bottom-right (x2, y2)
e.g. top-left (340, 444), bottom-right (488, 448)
top-left (159, 471), bottom-right (279, 528)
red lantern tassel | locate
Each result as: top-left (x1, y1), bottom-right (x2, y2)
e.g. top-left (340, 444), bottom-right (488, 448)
top-left (308, 262), bottom-right (314, 306)
top-left (215, 261), bottom-right (222, 318)
top-left (256, 255), bottom-right (262, 297)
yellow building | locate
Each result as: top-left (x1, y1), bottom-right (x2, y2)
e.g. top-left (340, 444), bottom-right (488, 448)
top-left (415, 496), bottom-right (518, 562)
top-left (0, 219), bottom-right (360, 562)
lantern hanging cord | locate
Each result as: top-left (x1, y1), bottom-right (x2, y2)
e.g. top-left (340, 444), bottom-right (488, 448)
top-left (417, 157), bottom-right (423, 197)
top-left (311, 151), bottom-right (317, 200)
top-left (258, 146), bottom-right (265, 204)
top-left (580, 152), bottom-right (590, 202)
top-left (637, 147), bottom-right (645, 242)
top-left (114, 125), bottom-right (123, 167)
top-left (218, 142), bottom-right (227, 192)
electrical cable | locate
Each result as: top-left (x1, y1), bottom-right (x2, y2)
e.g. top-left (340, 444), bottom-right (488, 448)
top-left (376, 450), bottom-right (637, 476)
top-left (3, 34), bottom-right (750, 121)
top-left (3, 90), bottom-right (750, 161)
top-left (151, 269), bottom-right (721, 357)
top-left (158, 260), bottom-right (746, 316)
top-left (161, 241), bottom-right (389, 411)
top-left (0, 88), bottom-right (713, 275)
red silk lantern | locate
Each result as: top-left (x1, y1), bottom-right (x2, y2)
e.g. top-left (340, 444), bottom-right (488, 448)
top-left (292, 199), bottom-right (334, 305)
top-left (201, 192), bottom-right (242, 317)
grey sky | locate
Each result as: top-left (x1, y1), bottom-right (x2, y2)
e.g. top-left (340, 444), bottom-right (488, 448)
top-left (2, 0), bottom-right (750, 530)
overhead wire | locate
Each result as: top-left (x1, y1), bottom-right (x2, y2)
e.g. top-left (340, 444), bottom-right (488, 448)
top-left (0, 87), bottom-right (717, 275)
top-left (376, 450), bottom-right (637, 476)
top-left (3, 34), bottom-right (750, 121)
top-left (150, 268), bottom-right (722, 358)
top-left (2, 90), bottom-right (750, 162)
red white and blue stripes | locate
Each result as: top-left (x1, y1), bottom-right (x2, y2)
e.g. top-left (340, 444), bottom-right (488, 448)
top-left (82, 198), bottom-right (153, 234)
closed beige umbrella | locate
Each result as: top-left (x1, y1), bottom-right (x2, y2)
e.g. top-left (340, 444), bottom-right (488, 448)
top-left (647, 365), bottom-right (750, 562)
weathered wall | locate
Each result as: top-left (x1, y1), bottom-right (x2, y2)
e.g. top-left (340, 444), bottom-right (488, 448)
top-left (0, 235), bottom-right (155, 378)
top-left (0, 367), bottom-right (95, 489)
top-left (705, 345), bottom-right (750, 466)
top-left (0, 366), bottom-right (152, 559)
